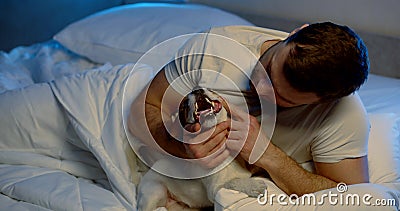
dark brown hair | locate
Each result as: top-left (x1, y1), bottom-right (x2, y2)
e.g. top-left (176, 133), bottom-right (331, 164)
top-left (283, 22), bottom-right (369, 101)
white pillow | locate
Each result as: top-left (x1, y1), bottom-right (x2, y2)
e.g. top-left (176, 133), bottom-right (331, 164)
top-left (54, 3), bottom-right (253, 65)
top-left (368, 113), bottom-right (400, 184)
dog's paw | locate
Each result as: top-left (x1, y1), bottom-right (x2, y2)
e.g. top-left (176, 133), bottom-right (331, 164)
top-left (223, 177), bottom-right (268, 198)
top-left (137, 179), bottom-right (169, 211)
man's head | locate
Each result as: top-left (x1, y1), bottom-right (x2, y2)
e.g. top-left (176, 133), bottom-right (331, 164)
top-left (257, 22), bottom-right (370, 107)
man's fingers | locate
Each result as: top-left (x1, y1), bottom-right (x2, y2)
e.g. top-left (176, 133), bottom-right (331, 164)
top-left (205, 130), bottom-right (228, 153)
top-left (229, 118), bottom-right (249, 132)
top-left (188, 143), bottom-right (230, 169)
top-left (187, 130), bottom-right (227, 158)
top-left (206, 149), bottom-right (230, 168)
top-left (184, 123), bottom-right (201, 133)
top-left (208, 121), bottom-right (230, 139)
top-left (227, 104), bottom-right (250, 122)
top-left (226, 138), bottom-right (244, 153)
top-left (200, 149), bottom-right (230, 169)
top-left (185, 121), bottom-right (229, 144)
top-left (208, 134), bottom-right (227, 154)
top-left (227, 130), bottom-right (247, 141)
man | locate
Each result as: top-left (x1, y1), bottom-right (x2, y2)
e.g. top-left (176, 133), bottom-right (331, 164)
top-left (128, 22), bottom-right (370, 196)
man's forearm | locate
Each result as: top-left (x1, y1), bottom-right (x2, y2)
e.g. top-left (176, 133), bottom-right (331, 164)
top-left (128, 100), bottom-right (187, 158)
top-left (144, 103), bottom-right (188, 158)
top-left (256, 143), bottom-right (337, 196)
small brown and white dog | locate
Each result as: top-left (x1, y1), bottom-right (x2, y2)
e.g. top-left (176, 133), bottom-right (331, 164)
top-left (137, 88), bottom-right (266, 211)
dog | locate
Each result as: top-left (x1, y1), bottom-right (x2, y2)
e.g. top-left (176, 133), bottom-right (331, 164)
top-left (137, 88), bottom-right (267, 211)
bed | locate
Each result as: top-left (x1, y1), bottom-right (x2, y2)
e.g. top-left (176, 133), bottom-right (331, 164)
top-left (0, 2), bottom-right (399, 211)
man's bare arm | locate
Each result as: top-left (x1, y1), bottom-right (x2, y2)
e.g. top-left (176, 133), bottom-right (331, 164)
top-left (128, 68), bottom-right (187, 158)
top-left (257, 143), bottom-right (369, 195)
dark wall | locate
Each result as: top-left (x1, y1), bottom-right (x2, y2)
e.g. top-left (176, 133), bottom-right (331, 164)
top-left (0, 0), bottom-right (123, 52)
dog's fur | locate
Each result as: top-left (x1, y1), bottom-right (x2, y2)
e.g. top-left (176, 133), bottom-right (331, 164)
top-left (137, 88), bottom-right (266, 211)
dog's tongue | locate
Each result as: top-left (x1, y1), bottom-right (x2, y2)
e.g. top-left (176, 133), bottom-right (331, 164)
top-left (212, 100), bottom-right (222, 113)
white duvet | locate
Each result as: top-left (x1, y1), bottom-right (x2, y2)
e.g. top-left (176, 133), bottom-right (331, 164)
top-left (0, 41), bottom-right (154, 210)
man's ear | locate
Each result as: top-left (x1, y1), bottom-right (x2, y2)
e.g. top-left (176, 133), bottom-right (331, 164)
top-left (289, 23), bottom-right (310, 36)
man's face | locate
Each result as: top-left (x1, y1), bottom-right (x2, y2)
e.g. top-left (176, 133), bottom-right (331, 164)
top-left (255, 42), bottom-right (321, 108)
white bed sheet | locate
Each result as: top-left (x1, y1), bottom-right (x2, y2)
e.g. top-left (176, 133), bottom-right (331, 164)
top-left (0, 40), bottom-right (102, 94)
top-left (358, 74), bottom-right (400, 114)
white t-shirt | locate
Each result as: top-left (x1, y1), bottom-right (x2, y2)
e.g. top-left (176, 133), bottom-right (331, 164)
top-left (165, 25), bottom-right (369, 165)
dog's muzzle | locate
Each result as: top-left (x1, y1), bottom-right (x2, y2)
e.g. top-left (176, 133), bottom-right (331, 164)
top-left (179, 89), bottom-right (225, 128)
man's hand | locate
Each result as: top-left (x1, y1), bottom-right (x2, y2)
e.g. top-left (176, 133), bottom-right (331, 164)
top-left (226, 104), bottom-right (270, 165)
top-left (181, 122), bottom-right (231, 169)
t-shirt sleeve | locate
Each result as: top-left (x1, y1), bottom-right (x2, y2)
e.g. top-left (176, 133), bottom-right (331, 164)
top-left (164, 30), bottom-right (211, 96)
top-left (311, 94), bottom-right (370, 163)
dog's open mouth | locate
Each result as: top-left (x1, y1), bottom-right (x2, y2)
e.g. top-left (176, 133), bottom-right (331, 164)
top-left (178, 89), bottom-right (225, 126)
top-left (194, 96), bottom-right (223, 122)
